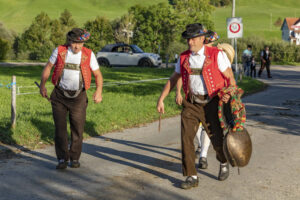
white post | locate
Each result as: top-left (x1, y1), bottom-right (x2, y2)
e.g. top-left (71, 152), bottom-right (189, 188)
top-left (11, 76), bottom-right (16, 128)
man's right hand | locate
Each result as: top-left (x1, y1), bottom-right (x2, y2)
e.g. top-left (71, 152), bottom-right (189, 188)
top-left (157, 100), bottom-right (165, 114)
top-left (175, 93), bottom-right (183, 105)
top-left (40, 85), bottom-right (48, 99)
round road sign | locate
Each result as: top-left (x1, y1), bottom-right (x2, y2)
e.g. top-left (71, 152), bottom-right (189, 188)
top-left (229, 22), bottom-right (241, 34)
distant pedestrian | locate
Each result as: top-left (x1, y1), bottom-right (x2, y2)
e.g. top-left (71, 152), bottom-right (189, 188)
top-left (242, 45), bottom-right (252, 77)
top-left (250, 56), bottom-right (256, 78)
top-left (258, 46), bottom-right (272, 78)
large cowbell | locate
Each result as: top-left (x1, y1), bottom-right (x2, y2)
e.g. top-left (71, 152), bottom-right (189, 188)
top-left (223, 128), bottom-right (252, 167)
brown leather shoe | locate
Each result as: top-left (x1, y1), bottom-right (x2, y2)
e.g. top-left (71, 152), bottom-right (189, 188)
top-left (198, 157), bottom-right (208, 169)
top-left (181, 176), bottom-right (199, 189)
top-left (218, 162), bottom-right (229, 181)
top-left (56, 160), bottom-right (68, 170)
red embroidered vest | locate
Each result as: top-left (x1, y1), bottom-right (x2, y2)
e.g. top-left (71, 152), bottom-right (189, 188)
top-left (51, 45), bottom-right (93, 90)
top-left (180, 46), bottom-right (228, 99)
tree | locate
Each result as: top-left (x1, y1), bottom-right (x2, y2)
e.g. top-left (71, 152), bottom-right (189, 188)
top-left (172, 0), bottom-right (215, 41)
top-left (112, 13), bottom-right (136, 44)
top-left (59, 9), bottom-right (76, 27)
top-left (130, 3), bottom-right (176, 54)
top-left (274, 17), bottom-right (283, 27)
top-left (84, 16), bottom-right (114, 52)
top-left (50, 9), bottom-right (77, 47)
top-left (19, 12), bottom-right (53, 60)
top-left (0, 38), bottom-right (9, 60)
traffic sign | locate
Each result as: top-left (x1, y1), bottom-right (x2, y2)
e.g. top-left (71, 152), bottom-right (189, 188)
top-left (227, 17), bottom-right (243, 38)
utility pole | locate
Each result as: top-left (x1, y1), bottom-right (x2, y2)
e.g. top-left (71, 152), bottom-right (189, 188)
top-left (232, 0), bottom-right (239, 81)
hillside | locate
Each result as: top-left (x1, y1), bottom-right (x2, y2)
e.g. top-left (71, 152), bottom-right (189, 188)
top-left (0, 0), bottom-right (166, 32)
top-left (0, 0), bottom-right (300, 40)
top-left (212, 0), bottom-right (300, 39)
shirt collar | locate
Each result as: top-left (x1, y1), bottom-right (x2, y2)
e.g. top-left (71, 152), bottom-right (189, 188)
top-left (191, 46), bottom-right (205, 56)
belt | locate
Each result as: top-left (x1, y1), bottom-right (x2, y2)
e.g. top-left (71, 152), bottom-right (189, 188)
top-left (188, 93), bottom-right (211, 104)
top-left (190, 68), bottom-right (203, 75)
top-left (56, 86), bottom-right (84, 98)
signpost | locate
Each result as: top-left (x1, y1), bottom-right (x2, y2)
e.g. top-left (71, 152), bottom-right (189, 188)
top-left (227, 17), bottom-right (243, 81)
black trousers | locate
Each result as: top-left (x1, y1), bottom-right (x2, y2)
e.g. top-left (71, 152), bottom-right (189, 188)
top-left (50, 87), bottom-right (88, 161)
top-left (181, 96), bottom-right (228, 176)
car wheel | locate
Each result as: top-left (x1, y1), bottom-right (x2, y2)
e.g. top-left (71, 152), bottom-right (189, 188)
top-left (97, 58), bottom-right (111, 67)
top-left (138, 58), bottom-right (153, 67)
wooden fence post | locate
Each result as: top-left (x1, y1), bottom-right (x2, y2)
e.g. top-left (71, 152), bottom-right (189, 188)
top-left (11, 76), bottom-right (16, 128)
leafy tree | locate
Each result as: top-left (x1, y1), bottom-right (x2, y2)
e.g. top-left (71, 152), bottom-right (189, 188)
top-left (0, 38), bottom-right (9, 60)
top-left (0, 22), bottom-right (15, 41)
top-left (210, 0), bottom-right (231, 7)
top-left (112, 13), bottom-right (136, 44)
top-left (83, 16), bottom-right (114, 52)
top-left (19, 12), bottom-right (53, 60)
top-left (130, 3), bottom-right (176, 54)
top-left (59, 9), bottom-right (76, 27)
top-left (50, 9), bottom-right (77, 47)
top-left (274, 17), bottom-right (283, 27)
top-left (172, 0), bottom-right (215, 41)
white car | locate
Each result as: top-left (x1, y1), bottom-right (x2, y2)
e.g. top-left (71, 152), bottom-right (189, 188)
top-left (96, 43), bottom-right (162, 67)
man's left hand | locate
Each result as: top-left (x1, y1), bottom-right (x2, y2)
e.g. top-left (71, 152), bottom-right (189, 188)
top-left (222, 94), bottom-right (230, 103)
top-left (93, 91), bottom-right (102, 103)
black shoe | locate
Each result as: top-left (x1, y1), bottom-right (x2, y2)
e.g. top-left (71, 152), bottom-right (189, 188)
top-left (268, 76), bottom-right (272, 78)
top-left (198, 157), bottom-right (208, 169)
top-left (218, 162), bottom-right (229, 181)
top-left (56, 160), bottom-right (68, 170)
top-left (181, 176), bottom-right (199, 189)
top-left (70, 160), bottom-right (80, 168)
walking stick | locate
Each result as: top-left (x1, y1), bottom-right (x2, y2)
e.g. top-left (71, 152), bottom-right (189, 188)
top-left (158, 112), bottom-right (162, 132)
top-left (34, 81), bottom-right (51, 102)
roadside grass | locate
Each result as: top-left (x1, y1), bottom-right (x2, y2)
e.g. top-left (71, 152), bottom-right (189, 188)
top-left (0, 66), bottom-right (265, 148)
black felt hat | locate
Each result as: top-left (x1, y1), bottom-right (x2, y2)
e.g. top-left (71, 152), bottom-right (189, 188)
top-left (67, 28), bottom-right (90, 43)
top-left (182, 23), bottom-right (209, 39)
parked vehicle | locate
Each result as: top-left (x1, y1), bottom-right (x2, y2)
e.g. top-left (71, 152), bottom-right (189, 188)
top-left (96, 43), bottom-right (161, 67)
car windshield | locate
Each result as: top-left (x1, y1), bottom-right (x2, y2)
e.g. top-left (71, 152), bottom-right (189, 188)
top-left (131, 45), bottom-right (144, 53)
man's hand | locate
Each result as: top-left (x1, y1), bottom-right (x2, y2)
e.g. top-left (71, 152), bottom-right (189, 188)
top-left (157, 100), bottom-right (165, 114)
top-left (222, 94), bottom-right (230, 103)
top-left (93, 90), bottom-right (102, 104)
top-left (175, 93), bottom-right (183, 105)
top-left (40, 85), bottom-right (49, 99)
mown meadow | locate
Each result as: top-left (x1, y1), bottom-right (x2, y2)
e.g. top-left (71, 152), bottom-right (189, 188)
top-left (0, 65), bottom-right (265, 148)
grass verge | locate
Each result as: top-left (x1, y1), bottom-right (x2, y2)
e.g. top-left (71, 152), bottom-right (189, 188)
top-left (0, 66), bottom-right (265, 148)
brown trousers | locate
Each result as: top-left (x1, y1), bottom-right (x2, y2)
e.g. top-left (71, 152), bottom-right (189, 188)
top-left (50, 87), bottom-right (88, 161)
top-left (181, 95), bottom-right (227, 176)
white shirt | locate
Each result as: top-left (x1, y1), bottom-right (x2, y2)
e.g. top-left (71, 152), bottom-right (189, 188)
top-left (49, 47), bottom-right (99, 90)
top-left (175, 46), bottom-right (231, 95)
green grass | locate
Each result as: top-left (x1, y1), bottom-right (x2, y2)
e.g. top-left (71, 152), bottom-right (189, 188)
top-left (212, 0), bottom-right (300, 40)
top-left (0, 0), bottom-right (166, 33)
top-left (0, 66), bottom-right (265, 148)
top-left (0, 66), bottom-right (180, 148)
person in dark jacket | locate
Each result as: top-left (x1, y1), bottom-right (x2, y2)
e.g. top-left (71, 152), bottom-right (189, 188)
top-left (258, 46), bottom-right (272, 78)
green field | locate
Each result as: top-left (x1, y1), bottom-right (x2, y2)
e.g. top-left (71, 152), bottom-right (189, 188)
top-left (0, 0), bottom-right (166, 33)
top-left (1, 0), bottom-right (300, 40)
top-left (0, 66), bottom-right (264, 148)
top-left (212, 0), bottom-right (300, 39)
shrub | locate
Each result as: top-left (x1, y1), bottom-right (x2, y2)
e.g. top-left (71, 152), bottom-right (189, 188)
top-left (0, 38), bottom-right (9, 60)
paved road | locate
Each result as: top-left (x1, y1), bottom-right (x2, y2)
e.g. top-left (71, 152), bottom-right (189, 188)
top-left (0, 65), bottom-right (300, 200)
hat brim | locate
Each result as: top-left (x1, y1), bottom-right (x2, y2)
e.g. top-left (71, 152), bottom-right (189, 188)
top-left (182, 31), bottom-right (208, 39)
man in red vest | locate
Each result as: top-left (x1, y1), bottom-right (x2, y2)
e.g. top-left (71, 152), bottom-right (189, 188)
top-left (157, 23), bottom-right (236, 189)
top-left (39, 28), bottom-right (103, 169)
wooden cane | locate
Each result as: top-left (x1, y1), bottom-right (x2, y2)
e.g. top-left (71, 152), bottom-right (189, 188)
top-left (158, 112), bottom-right (162, 132)
top-left (34, 81), bottom-right (51, 102)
